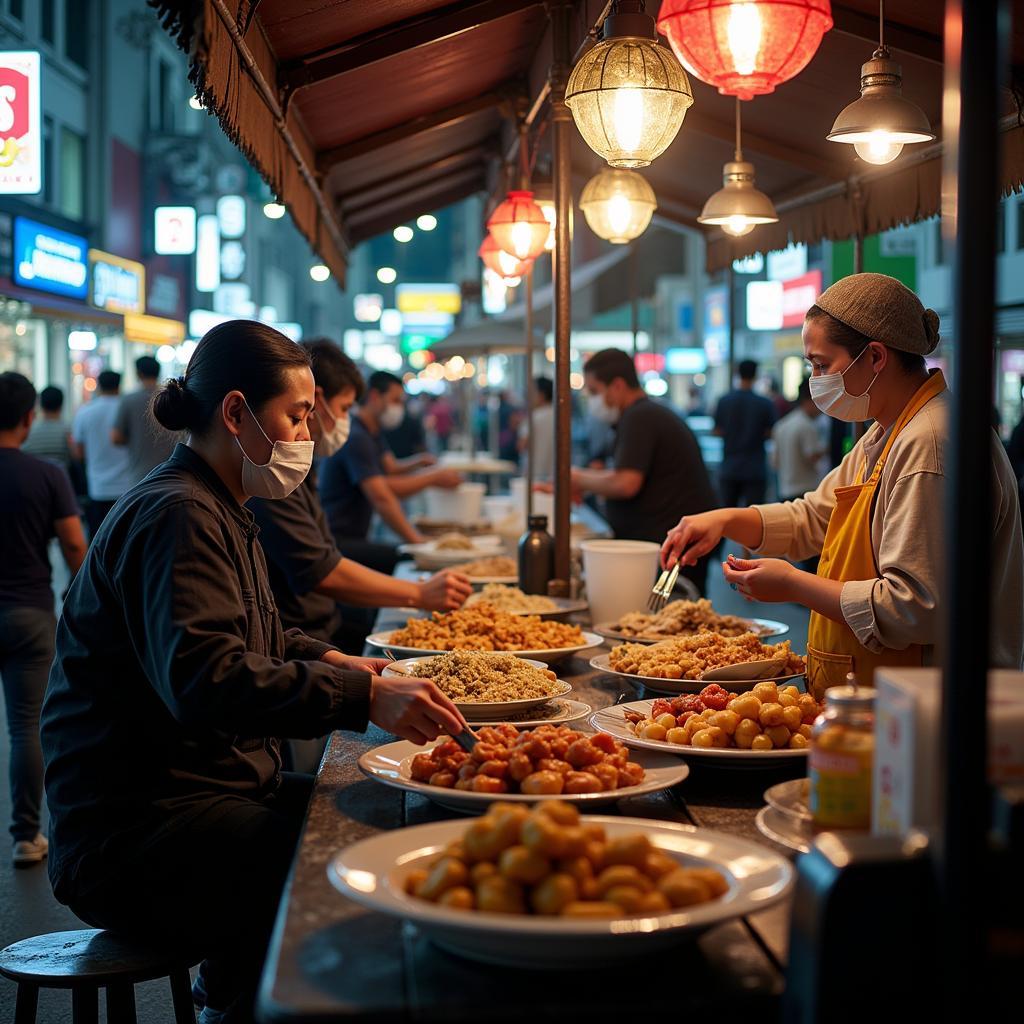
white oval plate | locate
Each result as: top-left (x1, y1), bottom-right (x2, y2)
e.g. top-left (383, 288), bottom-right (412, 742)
top-left (417, 573), bottom-right (520, 588)
top-left (588, 701), bottom-right (809, 766)
top-left (327, 815), bottom-right (793, 968)
top-left (589, 653), bottom-right (804, 696)
top-left (381, 656), bottom-right (573, 720)
top-left (593, 616), bottom-right (790, 645)
top-left (465, 596), bottom-right (589, 621)
top-left (755, 804), bottom-right (814, 855)
top-left (401, 537), bottom-right (506, 572)
top-left (358, 739), bottom-right (690, 814)
top-left (367, 631), bottom-right (605, 666)
top-left (462, 698), bottom-right (593, 728)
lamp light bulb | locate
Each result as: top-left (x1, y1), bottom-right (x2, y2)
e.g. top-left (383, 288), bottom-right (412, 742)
top-left (509, 221), bottom-right (534, 259)
top-left (607, 193), bottom-right (633, 238)
top-left (727, 3), bottom-right (762, 77)
top-left (393, 226), bottom-right (414, 243)
top-left (497, 248), bottom-right (523, 277)
top-left (613, 87), bottom-right (644, 155)
top-left (309, 264), bottom-right (330, 282)
top-left (854, 131), bottom-right (904, 165)
top-left (723, 215), bottom-right (754, 237)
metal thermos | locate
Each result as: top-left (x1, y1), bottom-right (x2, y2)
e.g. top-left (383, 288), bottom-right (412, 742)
top-left (518, 515), bottom-right (554, 595)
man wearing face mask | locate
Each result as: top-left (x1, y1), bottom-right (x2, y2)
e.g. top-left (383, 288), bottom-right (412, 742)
top-left (661, 273), bottom-right (1024, 695)
top-left (567, 348), bottom-right (717, 595)
top-left (319, 370), bottom-right (462, 572)
top-left (251, 342), bottom-right (471, 652)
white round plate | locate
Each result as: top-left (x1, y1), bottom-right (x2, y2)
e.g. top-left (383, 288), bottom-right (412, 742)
top-left (464, 595), bottom-right (589, 622)
top-left (381, 656), bottom-right (573, 720)
top-left (367, 631), bottom-right (605, 666)
top-left (755, 804), bottom-right (814, 855)
top-left (588, 653), bottom-right (804, 696)
top-left (465, 574), bottom-right (520, 587)
top-left (593, 616), bottom-right (790, 645)
top-left (589, 701), bottom-right (810, 766)
top-left (327, 815), bottom-right (793, 968)
top-left (401, 536), bottom-right (506, 571)
top-left (358, 739), bottom-right (690, 814)
top-left (463, 698), bottom-right (593, 728)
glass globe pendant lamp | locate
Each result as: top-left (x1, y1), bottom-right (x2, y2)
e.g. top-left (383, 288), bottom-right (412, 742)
top-left (826, 1), bottom-right (934, 165)
top-left (579, 168), bottom-right (657, 243)
top-left (657, 0), bottom-right (833, 100)
top-left (565, 0), bottom-right (694, 168)
top-left (698, 98), bottom-right (778, 237)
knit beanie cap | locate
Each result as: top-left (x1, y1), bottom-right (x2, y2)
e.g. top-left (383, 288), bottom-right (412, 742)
top-left (813, 272), bottom-right (940, 355)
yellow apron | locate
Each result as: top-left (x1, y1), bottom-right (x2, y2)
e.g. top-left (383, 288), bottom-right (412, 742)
top-left (806, 371), bottom-right (947, 698)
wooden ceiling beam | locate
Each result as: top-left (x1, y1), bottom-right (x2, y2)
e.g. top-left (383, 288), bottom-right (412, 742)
top-left (345, 166), bottom-right (486, 226)
top-left (281, 0), bottom-right (542, 91)
top-left (683, 110), bottom-right (849, 182)
top-left (336, 142), bottom-right (496, 208)
top-left (347, 177), bottom-right (487, 245)
top-left (316, 88), bottom-right (515, 170)
top-left (830, 5), bottom-right (944, 64)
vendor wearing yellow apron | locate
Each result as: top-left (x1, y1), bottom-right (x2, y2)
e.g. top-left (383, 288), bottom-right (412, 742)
top-left (658, 273), bottom-right (1024, 690)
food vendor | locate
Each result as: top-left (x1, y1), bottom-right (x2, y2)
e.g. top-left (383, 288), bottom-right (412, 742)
top-left (40, 321), bottom-right (465, 1023)
top-left (661, 273), bottom-right (1024, 694)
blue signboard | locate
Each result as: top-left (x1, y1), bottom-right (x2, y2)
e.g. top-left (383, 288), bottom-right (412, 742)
top-left (12, 216), bottom-right (89, 300)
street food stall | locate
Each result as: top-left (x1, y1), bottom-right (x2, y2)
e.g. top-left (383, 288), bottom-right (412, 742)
top-left (150, 1), bottom-right (1024, 1019)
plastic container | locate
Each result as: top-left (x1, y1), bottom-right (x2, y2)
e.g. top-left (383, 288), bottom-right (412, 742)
top-left (508, 477), bottom-right (554, 525)
top-left (518, 515), bottom-right (555, 595)
top-left (579, 539), bottom-right (661, 626)
top-left (809, 683), bottom-right (876, 830)
top-left (423, 482), bottom-right (486, 524)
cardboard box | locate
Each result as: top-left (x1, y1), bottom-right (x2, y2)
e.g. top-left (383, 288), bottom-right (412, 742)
top-left (872, 668), bottom-right (1024, 836)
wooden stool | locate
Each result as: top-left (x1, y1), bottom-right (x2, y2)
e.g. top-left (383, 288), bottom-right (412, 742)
top-left (0, 928), bottom-right (199, 1024)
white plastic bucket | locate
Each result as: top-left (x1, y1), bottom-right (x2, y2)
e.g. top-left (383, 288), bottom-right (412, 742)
top-left (424, 482), bottom-right (486, 523)
top-left (508, 477), bottom-right (554, 526)
top-left (580, 539), bottom-right (661, 626)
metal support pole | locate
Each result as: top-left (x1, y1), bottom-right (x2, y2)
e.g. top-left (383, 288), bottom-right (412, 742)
top-left (547, 0), bottom-right (574, 596)
top-left (727, 265), bottom-right (737, 386)
top-left (630, 241), bottom-right (639, 356)
top-left (525, 265), bottom-right (535, 518)
top-left (938, 0), bottom-right (1004, 1010)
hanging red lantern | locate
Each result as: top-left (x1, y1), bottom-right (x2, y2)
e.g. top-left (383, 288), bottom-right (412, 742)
top-left (486, 190), bottom-right (550, 262)
top-left (657, 1), bottom-right (833, 100)
top-left (478, 235), bottom-right (532, 281)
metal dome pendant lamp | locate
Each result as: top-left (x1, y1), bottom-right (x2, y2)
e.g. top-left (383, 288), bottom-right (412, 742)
top-left (565, 0), bottom-right (694, 168)
top-left (826, 0), bottom-right (935, 164)
top-left (698, 98), bottom-right (778, 237)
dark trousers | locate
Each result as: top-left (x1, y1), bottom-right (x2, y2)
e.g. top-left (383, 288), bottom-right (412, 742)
top-left (69, 772), bottom-right (314, 1018)
top-left (0, 606), bottom-right (55, 842)
top-left (719, 477), bottom-right (766, 509)
top-left (85, 498), bottom-right (117, 539)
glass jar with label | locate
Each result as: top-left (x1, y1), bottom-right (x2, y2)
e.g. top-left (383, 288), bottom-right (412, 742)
top-left (808, 684), bottom-right (876, 830)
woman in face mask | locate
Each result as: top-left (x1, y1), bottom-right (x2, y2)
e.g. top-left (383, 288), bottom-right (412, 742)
top-left (40, 321), bottom-right (466, 1022)
top-left (661, 273), bottom-right (1024, 695)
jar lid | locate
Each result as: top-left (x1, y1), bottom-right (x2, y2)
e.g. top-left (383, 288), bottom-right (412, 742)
top-left (824, 685), bottom-right (877, 708)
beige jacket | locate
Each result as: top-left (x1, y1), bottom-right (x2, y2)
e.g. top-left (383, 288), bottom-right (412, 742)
top-left (752, 387), bottom-right (1024, 669)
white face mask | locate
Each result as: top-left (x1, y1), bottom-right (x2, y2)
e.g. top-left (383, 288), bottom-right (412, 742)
top-left (235, 398), bottom-right (314, 500)
top-left (587, 391), bottom-right (620, 425)
top-left (808, 346), bottom-right (879, 422)
top-left (314, 404), bottom-right (351, 458)
top-left (379, 402), bottom-right (405, 431)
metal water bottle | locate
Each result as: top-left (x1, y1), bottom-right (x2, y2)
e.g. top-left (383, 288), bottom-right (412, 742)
top-left (518, 515), bottom-right (554, 595)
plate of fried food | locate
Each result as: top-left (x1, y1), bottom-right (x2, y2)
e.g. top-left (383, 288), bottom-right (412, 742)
top-left (381, 652), bottom-right (574, 720)
top-left (367, 604), bottom-right (603, 664)
top-left (594, 599), bottom-right (788, 644)
top-left (590, 682), bottom-right (823, 766)
top-left (464, 583), bottom-right (589, 621)
top-left (591, 632), bottom-right (806, 695)
top-left (451, 554), bottom-right (519, 584)
top-left (358, 723), bottom-right (689, 813)
top-left (399, 533), bottom-right (505, 571)
top-left (327, 801), bottom-right (793, 968)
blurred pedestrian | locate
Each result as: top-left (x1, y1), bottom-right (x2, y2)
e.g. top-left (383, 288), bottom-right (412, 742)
top-left (771, 378), bottom-right (828, 502)
top-left (111, 354), bottom-right (177, 485)
top-left (382, 395), bottom-right (428, 459)
top-left (517, 376), bottom-right (555, 480)
top-left (22, 385), bottom-right (72, 470)
top-left (71, 370), bottom-right (132, 537)
top-left (713, 359), bottom-right (776, 507)
top-left (0, 372), bottom-right (87, 866)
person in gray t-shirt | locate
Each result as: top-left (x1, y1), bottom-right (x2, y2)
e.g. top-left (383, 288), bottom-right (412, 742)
top-left (22, 385), bottom-right (72, 469)
top-left (112, 355), bottom-right (177, 485)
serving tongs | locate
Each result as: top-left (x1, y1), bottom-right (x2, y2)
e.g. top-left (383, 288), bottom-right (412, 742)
top-left (648, 560), bottom-right (681, 611)
top-left (381, 648), bottom-right (478, 751)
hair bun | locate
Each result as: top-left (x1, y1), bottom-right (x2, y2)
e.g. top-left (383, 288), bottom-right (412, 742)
top-left (152, 376), bottom-right (195, 432)
top-left (923, 309), bottom-right (940, 353)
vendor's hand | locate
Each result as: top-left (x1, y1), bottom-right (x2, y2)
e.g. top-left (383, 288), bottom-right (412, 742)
top-left (661, 510), bottom-right (729, 569)
top-left (431, 467), bottom-right (463, 489)
top-left (370, 674), bottom-right (467, 745)
top-left (721, 554), bottom-right (798, 603)
top-left (322, 650), bottom-right (391, 676)
top-left (418, 452), bottom-right (438, 468)
top-left (418, 569), bottom-right (472, 611)
top-left (535, 477), bottom-right (583, 504)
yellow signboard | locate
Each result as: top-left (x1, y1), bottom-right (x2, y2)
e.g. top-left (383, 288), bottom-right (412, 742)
top-left (395, 283), bottom-right (461, 315)
top-left (123, 313), bottom-right (185, 346)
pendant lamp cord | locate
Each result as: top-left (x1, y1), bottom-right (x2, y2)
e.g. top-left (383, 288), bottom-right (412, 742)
top-left (734, 96), bottom-right (743, 162)
top-left (519, 119), bottom-right (530, 190)
top-left (878, 0), bottom-right (885, 50)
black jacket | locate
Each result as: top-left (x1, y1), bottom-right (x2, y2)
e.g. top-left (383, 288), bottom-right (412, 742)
top-left (42, 444), bottom-right (371, 900)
